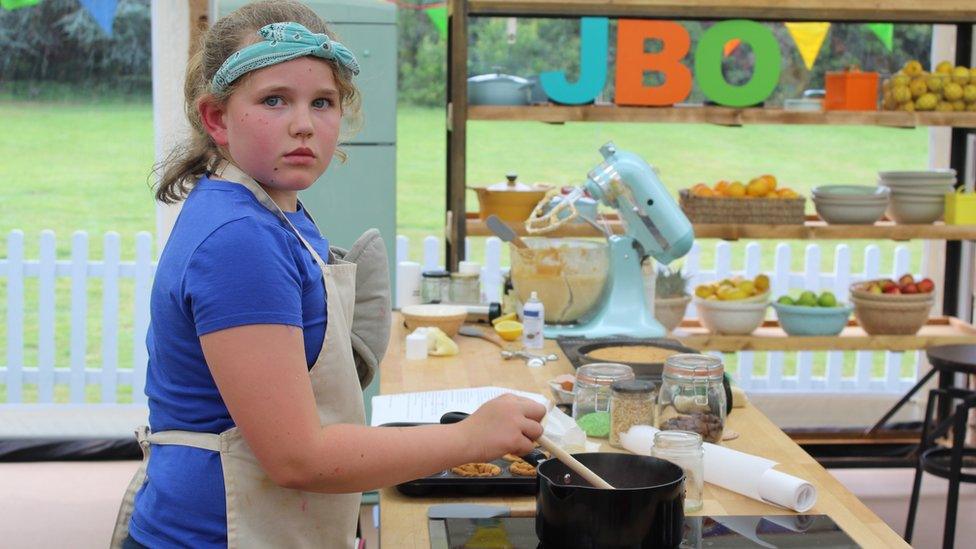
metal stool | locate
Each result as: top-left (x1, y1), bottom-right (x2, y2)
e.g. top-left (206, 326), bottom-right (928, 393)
top-left (904, 385), bottom-right (976, 548)
top-left (869, 344), bottom-right (976, 434)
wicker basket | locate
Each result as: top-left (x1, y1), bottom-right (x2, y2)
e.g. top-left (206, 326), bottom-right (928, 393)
top-left (850, 279), bottom-right (935, 303)
top-left (851, 295), bottom-right (933, 335)
top-left (679, 189), bottom-right (806, 224)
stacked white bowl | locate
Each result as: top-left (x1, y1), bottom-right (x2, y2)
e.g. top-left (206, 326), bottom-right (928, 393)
top-left (811, 185), bottom-right (890, 225)
top-left (877, 169), bottom-right (956, 224)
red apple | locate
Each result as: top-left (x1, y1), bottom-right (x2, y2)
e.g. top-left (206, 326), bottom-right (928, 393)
top-left (881, 280), bottom-right (898, 292)
top-left (917, 278), bottom-right (935, 293)
top-left (902, 283), bottom-right (919, 294)
top-left (899, 274), bottom-right (915, 286)
top-left (884, 286), bottom-right (902, 295)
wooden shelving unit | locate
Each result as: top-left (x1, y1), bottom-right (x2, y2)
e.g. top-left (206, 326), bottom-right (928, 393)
top-left (465, 0), bottom-right (976, 23)
top-left (469, 105), bottom-right (976, 128)
top-left (461, 211), bottom-right (976, 241)
top-left (672, 316), bottom-right (976, 352)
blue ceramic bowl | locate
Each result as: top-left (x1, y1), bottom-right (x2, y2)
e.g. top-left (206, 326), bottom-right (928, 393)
top-left (772, 302), bottom-right (852, 336)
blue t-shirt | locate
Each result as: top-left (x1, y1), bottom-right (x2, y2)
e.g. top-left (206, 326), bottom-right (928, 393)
top-left (129, 177), bottom-right (331, 548)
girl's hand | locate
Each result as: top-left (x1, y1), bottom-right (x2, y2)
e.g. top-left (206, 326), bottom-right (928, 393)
top-left (460, 394), bottom-right (547, 462)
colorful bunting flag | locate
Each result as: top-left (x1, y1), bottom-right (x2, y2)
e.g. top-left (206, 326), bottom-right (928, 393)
top-left (78, 0), bottom-right (118, 36)
top-left (426, 5), bottom-right (447, 40)
top-left (723, 38), bottom-right (741, 57)
top-left (1, 0), bottom-right (41, 10)
top-left (784, 22), bottom-right (831, 70)
top-left (866, 23), bottom-right (894, 51)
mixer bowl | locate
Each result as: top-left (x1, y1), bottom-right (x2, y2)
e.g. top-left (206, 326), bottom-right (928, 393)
top-left (510, 238), bottom-right (610, 324)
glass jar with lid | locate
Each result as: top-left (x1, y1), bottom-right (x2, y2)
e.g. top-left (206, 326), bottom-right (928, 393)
top-left (421, 269), bottom-right (450, 304)
top-left (449, 272), bottom-right (480, 304)
top-left (572, 363), bottom-right (634, 438)
top-left (657, 354), bottom-right (726, 443)
top-left (651, 430), bottom-right (704, 512)
top-left (609, 379), bottom-right (656, 448)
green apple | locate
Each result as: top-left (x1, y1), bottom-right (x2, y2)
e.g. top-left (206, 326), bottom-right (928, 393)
top-left (777, 296), bottom-right (795, 305)
top-left (797, 291), bottom-right (818, 307)
top-left (817, 291), bottom-right (837, 307)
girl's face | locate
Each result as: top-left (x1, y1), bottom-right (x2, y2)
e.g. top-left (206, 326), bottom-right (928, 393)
top-left (203, 56), bottom-right (342, 208)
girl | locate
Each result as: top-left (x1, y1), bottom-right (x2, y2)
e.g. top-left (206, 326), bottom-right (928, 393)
top-left (111, 2), bottom-right (546, 547)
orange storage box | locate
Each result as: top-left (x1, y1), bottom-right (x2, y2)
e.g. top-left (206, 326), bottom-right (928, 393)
top-left (824, 70), bottom-right (879, 111)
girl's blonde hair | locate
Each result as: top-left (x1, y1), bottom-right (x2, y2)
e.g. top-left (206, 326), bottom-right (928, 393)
top-left (155, 0), bottom-right (362, 204)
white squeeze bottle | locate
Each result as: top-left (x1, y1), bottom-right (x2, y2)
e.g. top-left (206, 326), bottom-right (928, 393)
top-left (522, 292), bottom-right (545, 349)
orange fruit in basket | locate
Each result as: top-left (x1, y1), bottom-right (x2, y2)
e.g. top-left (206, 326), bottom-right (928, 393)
top-left (746, 178), bottom-right (771, 198)
top-left (760, 174), bottom-right (777, 190)
top-left (777, 188), bottom-right (798, 199)
top-left (727, 181), bottom-right (746, 198)
top-left (714, 180), bottom-right (730, 194)
top-left (692, 184), bottom-right (715, 197)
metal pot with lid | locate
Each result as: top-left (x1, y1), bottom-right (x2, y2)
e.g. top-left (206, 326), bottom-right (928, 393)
top-left (473, 173), bottom-right (552, 223)
top-left (468, 71), bottom-right (531, 105)
top-left (536, 452), bottom-right (685, 548)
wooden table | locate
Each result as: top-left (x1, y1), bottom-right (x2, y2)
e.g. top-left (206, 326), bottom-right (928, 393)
top-left (378, 314), bottom-right (908, 547)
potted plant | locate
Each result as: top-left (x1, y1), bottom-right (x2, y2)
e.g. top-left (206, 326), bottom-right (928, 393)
top-left (654, 266), bottom-right (691, 333)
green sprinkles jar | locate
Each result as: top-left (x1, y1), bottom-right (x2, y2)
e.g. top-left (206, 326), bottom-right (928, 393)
top-left (572, 362), bottom-right (635, 438)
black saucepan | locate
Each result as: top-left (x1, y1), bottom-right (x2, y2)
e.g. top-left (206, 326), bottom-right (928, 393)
top-left (536, 453), bottom-right (685, 548)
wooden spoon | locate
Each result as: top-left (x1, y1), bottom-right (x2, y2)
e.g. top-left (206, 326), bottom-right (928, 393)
top-left (485, 214), bottom-right (528, 249)
top-left (535, 435), bottom-right (614, 489)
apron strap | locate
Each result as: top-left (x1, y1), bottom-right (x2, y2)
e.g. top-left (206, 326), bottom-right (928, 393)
top-left (213, 163), bottom-right (332, 269)
top-left (146, 429), bottom-right (221, 452)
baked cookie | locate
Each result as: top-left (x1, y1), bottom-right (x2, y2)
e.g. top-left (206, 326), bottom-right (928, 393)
top-left (502, 453), bottom-right (523, 462)
top-left (509, 461), bottom-right (537, 477)
top-left (451, 462), bottom-right (502, 477)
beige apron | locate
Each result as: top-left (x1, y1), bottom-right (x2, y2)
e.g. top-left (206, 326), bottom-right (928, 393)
top-left (112, 165), bottom-right (365, 548)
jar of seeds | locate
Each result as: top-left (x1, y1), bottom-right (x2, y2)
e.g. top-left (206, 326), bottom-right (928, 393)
top-left (609, 379), bottom-right (656, 448)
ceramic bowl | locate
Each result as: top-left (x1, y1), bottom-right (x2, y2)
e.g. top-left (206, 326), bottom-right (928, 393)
top-left (401, 304), bottom-right (468, 336)
top-left (772, 302), bottom-right (852, 336)
top-left (811, 185), bottom-right (890, 200)
top-left (878, 169), bottom-right (956, 186)
top-left (886, 194), bottom-right (946, 224)
top-left (813, 196), bottom-right (888, 224)
top-left (694, 298), bottom-right (769, 335)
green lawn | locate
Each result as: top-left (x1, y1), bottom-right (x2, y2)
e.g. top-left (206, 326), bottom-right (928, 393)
top-left (0, 100), bottom-right (933, 402)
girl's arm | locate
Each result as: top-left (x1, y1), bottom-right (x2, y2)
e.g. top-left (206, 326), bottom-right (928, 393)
top-left (200, 324), bottom-right (546, 493)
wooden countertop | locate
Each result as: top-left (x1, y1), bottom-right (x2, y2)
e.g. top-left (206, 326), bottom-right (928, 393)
top-left (378, 314), bottom-right (908, 547)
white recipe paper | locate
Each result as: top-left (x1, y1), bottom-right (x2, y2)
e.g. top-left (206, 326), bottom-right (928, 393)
top-left (370, 386), bottom-right (549, 426)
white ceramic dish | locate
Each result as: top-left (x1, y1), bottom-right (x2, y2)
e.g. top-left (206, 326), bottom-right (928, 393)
top-left (812, 185), bottom-right (889, 200)
top-left (694, 298), bottom-right (769, 335)
top-left (547, 378), bottom-right (576, 405)
top-left (878, 169), bottom-right (956, 180)
top-left (886, 194), bottom-right (946, 224)
top-left (813, 196), bottom-right (888, 224)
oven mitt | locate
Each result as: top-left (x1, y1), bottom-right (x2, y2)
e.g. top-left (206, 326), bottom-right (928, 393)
top-left (329, 229), bottom-right (390, 388)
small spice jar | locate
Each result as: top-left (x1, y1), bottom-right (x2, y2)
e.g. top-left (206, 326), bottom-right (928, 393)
top-left (657, 354), bottom-right (726, 443)
top-left (609, 379), bottom-right (656, 448)
top-left (420, 270), bottom-right (450, 304)
top-left (572, 363), bottom-right (634, 438)
top-left (449, 272), bottom-right (480, 304)
top-left (652, 430), bottom-right (704, 512)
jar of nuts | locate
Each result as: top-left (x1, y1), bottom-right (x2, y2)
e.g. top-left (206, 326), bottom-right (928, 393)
top-left (657, 354), bottom-right (726, 443)
top-left (609, 379), bottom-right (656, 448)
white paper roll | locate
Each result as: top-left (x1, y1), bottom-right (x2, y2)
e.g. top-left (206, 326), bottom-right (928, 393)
top-left (619, 425), bottom-right (818, 513)
top-left (396, 261), bottom-right (422, 309)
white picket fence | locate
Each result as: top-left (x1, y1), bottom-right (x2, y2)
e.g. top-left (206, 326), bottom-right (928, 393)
top-left (1, 230), bottom-right (927, 406)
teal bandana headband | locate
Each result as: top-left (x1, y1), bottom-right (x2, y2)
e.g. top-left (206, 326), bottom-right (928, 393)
top-left (211, 22), bottom-right (360, 93)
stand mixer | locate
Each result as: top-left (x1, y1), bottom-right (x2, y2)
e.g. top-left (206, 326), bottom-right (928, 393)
top-left (524, 142), bottom-right (694, 338)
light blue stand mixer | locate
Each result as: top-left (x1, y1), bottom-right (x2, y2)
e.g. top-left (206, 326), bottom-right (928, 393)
top-left (525, 142), bottom-right (695, 339)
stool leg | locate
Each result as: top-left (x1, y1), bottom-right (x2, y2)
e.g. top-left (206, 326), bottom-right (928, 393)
top-left (906, 389), bottom-right (941, 543)
top-left (941, 400), bottom-right (970, 549)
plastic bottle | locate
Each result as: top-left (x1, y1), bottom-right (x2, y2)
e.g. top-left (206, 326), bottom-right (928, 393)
top-left (522, 291), bottom-right (545, 349)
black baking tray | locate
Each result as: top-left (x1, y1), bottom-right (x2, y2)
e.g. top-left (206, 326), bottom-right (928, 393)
top-left (381, 422), bottom-right (540, 497)
top-left (555, 336), bottom-right (698, 380)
